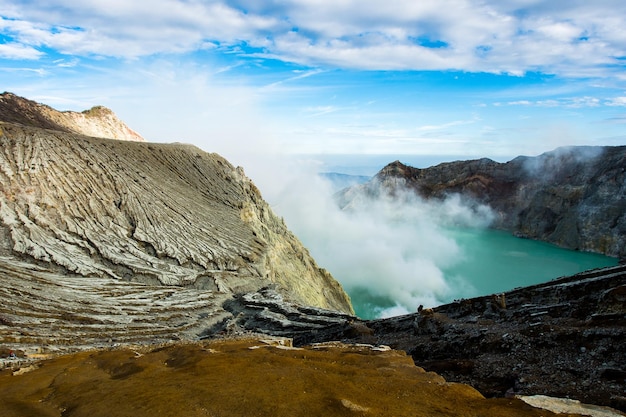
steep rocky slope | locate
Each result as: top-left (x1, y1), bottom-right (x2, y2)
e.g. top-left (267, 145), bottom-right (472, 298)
top-left (0, 95), bottom-right (352, 356)
top-left (0, 92), bottom-right (144, 141)
top-left (338, 146), bottom-right (626, 259)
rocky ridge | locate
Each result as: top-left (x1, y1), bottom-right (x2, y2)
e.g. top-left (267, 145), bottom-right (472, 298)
top-left (338, 146), bottom-right (626, 259)
top-left (0, 92), bottom-right (144, 141)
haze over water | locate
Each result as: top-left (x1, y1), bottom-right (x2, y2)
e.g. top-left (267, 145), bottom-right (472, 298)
top-left (351, 228), bottom-right (618, 319)
top-left (254, 153), bottom-right (619, 320)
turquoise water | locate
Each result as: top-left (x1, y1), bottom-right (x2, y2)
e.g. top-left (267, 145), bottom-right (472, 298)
top-left (349, 229), bottom-right (618, 319)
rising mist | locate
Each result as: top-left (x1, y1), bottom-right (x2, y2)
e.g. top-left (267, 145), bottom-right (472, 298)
top-left (247, 157), bottom-right (495, 318)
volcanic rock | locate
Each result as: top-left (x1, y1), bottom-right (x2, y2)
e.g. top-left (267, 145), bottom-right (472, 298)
top-left (338, 146), bottom-right (626, 259)
top-left (189, 264), bottom-right (626, 411)
top-left (334, 264), bottom-right (626, 412)
top-left (0, 94), bottom-right (352, 357)
top-left (0, 338), bottom-right (563, 417)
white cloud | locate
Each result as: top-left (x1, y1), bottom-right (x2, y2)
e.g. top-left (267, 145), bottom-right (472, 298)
top-left (606, 96), bottom-right (626, 106)
top-left (303, 105), bottom-right (339, 117)
top-left (1, 0), bottom-right (625, 77)
top-left (0, 1), bottom-right (282, 57)
top-left (417, 118), bottom-right (477, 131)
top-left (503, 96), bottom-right (603, 108)
top-left (0, 41), bottom-right (42, 59)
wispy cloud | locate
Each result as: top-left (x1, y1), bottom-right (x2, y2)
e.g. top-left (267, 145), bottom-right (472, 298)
top-left (606, 96), bottom-right (626, 106)
top-left (498, 96), bottom-right (603, 108)
top-left (53, 57), bottom-right (79, 67)
top-left (0, 41), bottom-right (42, 59)
top-left (260, 69), bottom-right (326, 91)
top-left (604, 116), bottom-right (626, 124)
top-left (0, 65), bottom-right (46, 75)
top-left (303, 105), bottom-right (339, 117)
top-left (417, 118), bottom-right (478, 132)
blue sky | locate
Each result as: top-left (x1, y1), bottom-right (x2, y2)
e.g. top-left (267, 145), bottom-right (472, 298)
top-left (1, 0), bottom-right (626, 165)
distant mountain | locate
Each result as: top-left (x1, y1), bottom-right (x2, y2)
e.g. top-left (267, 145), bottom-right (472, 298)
top-left (338, 146), bottom-right (626, 259)
top-left (319, 172), bottom-right (370, 191)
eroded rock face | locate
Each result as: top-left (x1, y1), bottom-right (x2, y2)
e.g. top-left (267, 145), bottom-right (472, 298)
top-left (0, 121), bottom-right (351, 313)
top-left (0, 257), bottom-right (233, 356)
top-left (0, 95), bottom-right (353, 356)
top-left (0, 92), bottom-right (144, 142)
top-left (338, 146), bottom-right (626, 259)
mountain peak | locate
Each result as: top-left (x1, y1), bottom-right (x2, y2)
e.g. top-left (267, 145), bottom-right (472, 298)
top-left (0, 92), bottom-right (144, 141)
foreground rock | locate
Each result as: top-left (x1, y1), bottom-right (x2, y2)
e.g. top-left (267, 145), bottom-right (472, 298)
top-left (186, 265), bottom-right (626, 412)
top-left (346, 265), bottom-right (626, 412)
top-left (0, 338), bottom-right (579, 417)
top-left (338, 146), bottom-right (626, 259)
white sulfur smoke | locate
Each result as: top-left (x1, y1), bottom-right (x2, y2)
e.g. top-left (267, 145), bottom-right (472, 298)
top-left (243, 156), bottom-right (494, 318)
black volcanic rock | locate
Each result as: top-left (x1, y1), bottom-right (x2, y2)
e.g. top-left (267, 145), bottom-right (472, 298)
top-left (366, 264), bottom-right (626, 412)
top-left (339, 146), bottom-right (626, 259)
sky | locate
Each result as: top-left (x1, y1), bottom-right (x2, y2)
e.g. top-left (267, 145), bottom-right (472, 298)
top-left (1, 1), bottom-right (626, 168)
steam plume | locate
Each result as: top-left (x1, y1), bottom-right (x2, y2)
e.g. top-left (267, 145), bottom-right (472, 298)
top-left (247, 157), bottom-right (494, 318)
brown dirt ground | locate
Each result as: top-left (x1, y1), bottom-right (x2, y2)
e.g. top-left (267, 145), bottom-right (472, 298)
top-left (0, 339), bottom-right (580, 417)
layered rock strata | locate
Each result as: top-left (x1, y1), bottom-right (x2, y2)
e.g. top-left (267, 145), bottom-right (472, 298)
top-left (0, 121), bottom-right (351, 313)
top-left (0, 95), bottom-right (353, 359)
top-left (338, 146), bottom-right (626, 259)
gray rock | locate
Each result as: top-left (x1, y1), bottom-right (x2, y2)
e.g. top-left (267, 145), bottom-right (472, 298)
top-left (0, 94), bottom-right (353, 357)
top-left (338, 146), bottom-right (626, 259)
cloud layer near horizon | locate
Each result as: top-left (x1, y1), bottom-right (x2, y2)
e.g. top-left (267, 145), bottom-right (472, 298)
top-left (2, 0), bottom-right (626, 77)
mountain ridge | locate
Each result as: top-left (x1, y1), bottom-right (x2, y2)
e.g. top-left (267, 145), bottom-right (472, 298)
top-left (0, 92), bottom-right (144, 142)
top-left (338, 145), bottom-right (626, 259)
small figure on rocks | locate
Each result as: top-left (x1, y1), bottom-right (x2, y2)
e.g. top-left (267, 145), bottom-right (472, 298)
top-left (492, 293), bottom-right (506, 310)
top-left (418, 305), bottom-right (434, 316)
